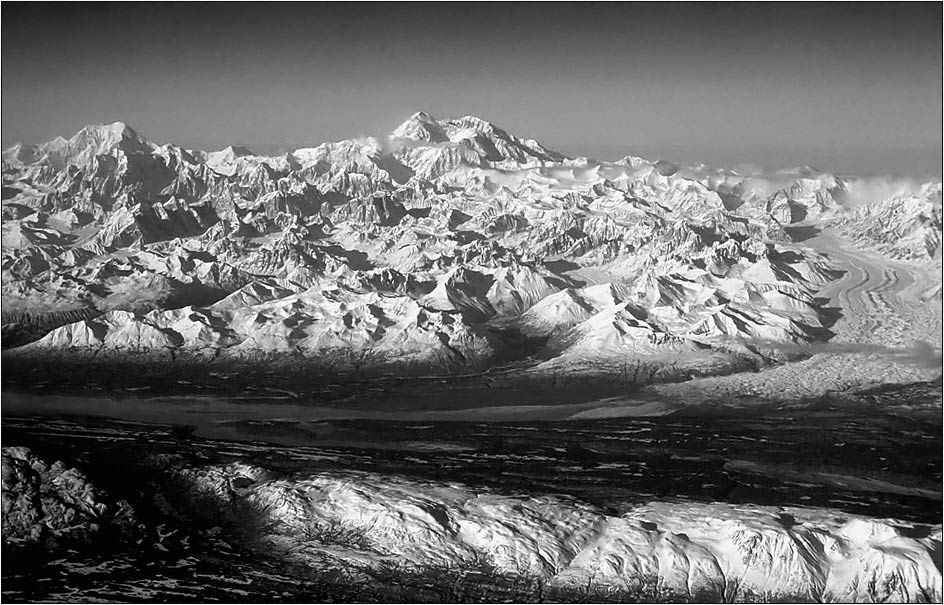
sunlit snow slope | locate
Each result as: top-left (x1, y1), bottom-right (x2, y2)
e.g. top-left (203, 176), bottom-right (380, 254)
top-left (4, 113), bottom-right (939, 390)
top-left (4, 441), bottom-right (940, 603)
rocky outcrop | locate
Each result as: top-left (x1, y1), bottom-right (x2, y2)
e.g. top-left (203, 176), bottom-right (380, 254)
top-left (1, 447), bottom-right (137, 549)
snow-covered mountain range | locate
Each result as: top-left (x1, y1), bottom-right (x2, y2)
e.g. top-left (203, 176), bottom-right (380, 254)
top-left (2, 112), bottom-right (941, 382)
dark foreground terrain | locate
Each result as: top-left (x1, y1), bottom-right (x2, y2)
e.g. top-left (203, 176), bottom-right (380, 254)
top-left (1, 375), bottom-right (941, 602)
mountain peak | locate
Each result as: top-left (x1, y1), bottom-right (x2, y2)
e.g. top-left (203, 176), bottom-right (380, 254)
top-left (20, 121), bottom-right (155, 169)
top-left (408, 111), bottom-right (439, 124)
top-left (219, 145), bottom-right (254, 157)
top-left (72, 121), bottom-right (145, 146)
top-left (392, 111), bottom-right (449, 143)
top-left (388, 111), bottom-right (568, 167)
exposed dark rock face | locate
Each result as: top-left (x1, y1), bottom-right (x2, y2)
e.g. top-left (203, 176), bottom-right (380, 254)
top-left (1, 447), bottom-right (137, 549)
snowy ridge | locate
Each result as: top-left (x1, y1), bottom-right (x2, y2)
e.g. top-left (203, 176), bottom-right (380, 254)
top-left (171, 460), bottom-right (942, 602)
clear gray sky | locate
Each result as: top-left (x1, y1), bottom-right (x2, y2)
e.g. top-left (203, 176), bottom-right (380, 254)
top-left (2, 2), bottom-right (941, 177)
